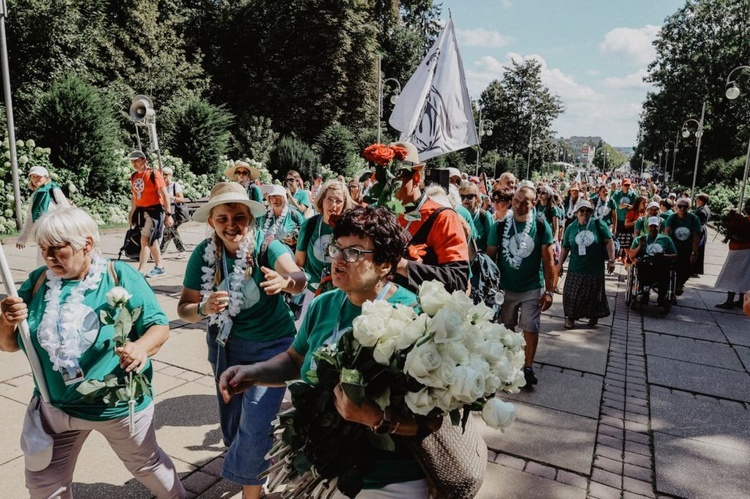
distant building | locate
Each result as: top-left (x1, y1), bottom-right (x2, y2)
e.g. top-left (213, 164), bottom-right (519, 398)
top-left (562, 136), bottom-right (602, 166)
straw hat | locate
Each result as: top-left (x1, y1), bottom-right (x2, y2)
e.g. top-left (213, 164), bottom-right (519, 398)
top-left (192, 182), bottom-right (266, 222)
top-left (225, 160), bottom-right (260, 181)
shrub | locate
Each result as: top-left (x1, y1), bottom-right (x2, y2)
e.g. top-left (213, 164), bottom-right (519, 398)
top-left (25, 72), bottom-right (126, 202)
top-left (268, 136), bottom-right (321, 182)
top-left (161, 96), bottom-right (233, 178)
top-left (313, 122), bottom-right (363, 177)
top-left (231, 114), bottom-right (279, 165)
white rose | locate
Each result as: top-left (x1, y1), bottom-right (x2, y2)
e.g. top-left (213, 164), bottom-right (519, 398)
top-left (490, 356), bottom-right (516, 383)
top-left (106, 286), bottom-right (132, 307)
top-left (405, 387), bottom-right (435, 416)
top-left (423, 357), bottom-right (457, 388)
top-left (481, 398), bottom-right (516, 432)
top-left (404, 341), bottom-right (442, 382)
top-left (485, 374), bottom-right (503, 394)
top-left (432, 388), bottom-right (461, 413)
top-left (419, 280), bottom-right (452, 316)
top-left (352, 314), bottom-right (388, 347)
top-left (445, 290), bottom-right (474, 316)
top-left (428, 308), bottom-right (463, 344)
top-left (502, 368), bottom-right (527, 394)
top-left (481, 341), bottom-right (507, 365)
top-left (361, 299), bottom-right (394, 320)
top-left (438, 341), bottom-right (469, 364)
top-left (468, 302), bottom-right (495, 324)
top-left (373, 336), bottom-right (397, 366)
top-left (391, 303), bottom-right (418, 323)
top-left (449, 366), bottom-right (486, 403)
top-left (500, 330), bottom-right (526, 350)
top-left (394, 314), bottom-right (428, 351)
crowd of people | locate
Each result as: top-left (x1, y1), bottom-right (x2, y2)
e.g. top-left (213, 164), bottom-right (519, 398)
top-left (2, 143), bottom-right (749, 498)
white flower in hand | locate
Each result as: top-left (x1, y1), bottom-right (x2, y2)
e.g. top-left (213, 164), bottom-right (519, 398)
top-left (418, 280), bottom-right (451, 316)
top-left (428, 308), bottom-right (463, 344)
top-left (394, 314), bottom-right (428, 351)
top-left (404, 341), bottom-right (442, 383)
top-left (106, 287), bottom-right (132, 307)
top-left (352, 314), bottom-right (388, 347)
top-left (405, 387), bottom-right (435, 415)
top-left (481, 398), bottom-right (516, 432)
top-left (449, 365), bottom-right (486, 403)
top-left (373, 336), bottom-right (398, 366)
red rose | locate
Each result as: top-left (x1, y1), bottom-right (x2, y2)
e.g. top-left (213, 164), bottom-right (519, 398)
top-left (363, 144), bottom-right (396, 166)
top-left (390, 145), bottom-right (408, 162)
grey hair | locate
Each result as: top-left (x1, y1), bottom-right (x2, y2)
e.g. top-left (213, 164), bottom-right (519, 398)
top-left (34, 206), bottom-right (100, 251)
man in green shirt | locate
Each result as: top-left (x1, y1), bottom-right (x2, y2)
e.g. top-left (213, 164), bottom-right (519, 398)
top-left (487, 185), bottom-right (555, 390)
top-left (664, 197), bottom-right (702, 295)
top-left (629, 217), bottom-right (677, 305)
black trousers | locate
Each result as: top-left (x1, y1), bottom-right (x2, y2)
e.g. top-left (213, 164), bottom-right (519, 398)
top-left (636, 259), bottom-right (671, 299)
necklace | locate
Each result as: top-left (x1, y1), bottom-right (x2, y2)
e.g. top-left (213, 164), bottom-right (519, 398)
top-left (37, 256), bottom-right (108, 379)
top-left (262, 204), bottom-right (289, 250)
top-left (502, 215), bottom-right (534, 269)
top-left (201, 234), bottom-right (252, 345)
top-left (594, 196), bottom-right (611, 220)
top-left (566, 196), bottom-right (578, 219)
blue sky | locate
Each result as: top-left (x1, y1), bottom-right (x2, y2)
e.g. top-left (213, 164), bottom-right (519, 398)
top-left (440, 0), bottom-right (686, 147)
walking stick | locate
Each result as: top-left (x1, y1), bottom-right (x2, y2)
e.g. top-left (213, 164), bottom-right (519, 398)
top-left (0, 243), bottom-right (50, 402)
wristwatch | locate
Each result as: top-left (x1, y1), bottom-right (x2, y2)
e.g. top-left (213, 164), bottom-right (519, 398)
top-left (371, 408), bottom-right (394, 434)
top-left (543, 291), bottom-right (553, 298)
top-left (197, 299), bottom-right (208, 317)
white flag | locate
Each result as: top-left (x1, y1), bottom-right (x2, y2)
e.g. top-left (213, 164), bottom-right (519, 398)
top-left (389, 18), bottom-right (478, 161)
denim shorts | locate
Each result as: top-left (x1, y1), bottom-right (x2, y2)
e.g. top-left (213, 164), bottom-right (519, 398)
top-left (206, 325), bottom-right (293, 485)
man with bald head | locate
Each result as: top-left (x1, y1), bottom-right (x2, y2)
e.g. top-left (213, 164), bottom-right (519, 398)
top-left (495, 172), bottom-right (517, 191)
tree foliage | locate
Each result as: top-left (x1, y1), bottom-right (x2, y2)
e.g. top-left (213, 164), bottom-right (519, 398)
top-left (26, 73), bottom-right (126, 202)
top-left (230, 115), bottom-right (280, 166)
top-left (268, 136), bottom-right (321, 182)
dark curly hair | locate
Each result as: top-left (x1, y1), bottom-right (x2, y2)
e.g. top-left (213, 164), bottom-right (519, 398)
top-left (333, 206), bottom-right (408, 276)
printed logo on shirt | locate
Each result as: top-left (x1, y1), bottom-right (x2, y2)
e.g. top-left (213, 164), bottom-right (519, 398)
top-left (674, 227), bottom-right (691, 241)
top-left (132, 177), bottom-right (145, 200)
top-left (313, 234), bottom-right (333, 262)
top-left (217, 277), bottom-right (261, 310)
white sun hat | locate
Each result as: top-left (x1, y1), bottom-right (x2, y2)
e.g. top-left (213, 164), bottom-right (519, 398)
top-left (192, 182), bottom-right (266, 222)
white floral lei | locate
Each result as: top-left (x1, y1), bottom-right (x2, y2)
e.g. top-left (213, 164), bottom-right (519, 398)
top-left (501, 215), bottom-right (533, 268)
top-left (593, 196), bottom-right (610, 220)
top-left (200, 234), bottom-right (251, 332)
top-left (263, 204), bottom-right (288, 249)
top-left (566, 195), bottom-right (578, 219)
top-left (37, 255), bottom-right (108, 377)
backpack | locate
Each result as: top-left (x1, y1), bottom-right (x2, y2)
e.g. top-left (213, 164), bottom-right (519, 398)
top-left (469, 250), bottom-right (501, 316)
top-left (118, 227), bottom-right (142, 261)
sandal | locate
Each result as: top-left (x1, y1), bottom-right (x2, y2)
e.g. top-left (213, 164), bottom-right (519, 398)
top-left (715, 302), bottom-right (734, 310)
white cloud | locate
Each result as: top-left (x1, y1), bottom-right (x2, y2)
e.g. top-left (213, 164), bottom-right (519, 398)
top-left (603, 69), bottom-right (651, 90)
top-left (599, 25), bottom-right (660, 67)
top-left (456, 28), bottom-right (512, 48)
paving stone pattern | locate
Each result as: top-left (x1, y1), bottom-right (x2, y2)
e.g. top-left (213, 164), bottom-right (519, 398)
top-left (1, 225), bottom-right (748, 498)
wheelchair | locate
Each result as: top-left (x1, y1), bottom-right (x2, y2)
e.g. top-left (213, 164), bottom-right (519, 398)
top-left (625, 254), bottom-right (676, 313)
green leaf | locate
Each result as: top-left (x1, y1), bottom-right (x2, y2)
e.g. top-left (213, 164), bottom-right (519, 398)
top-left (450, 409), bottom-right (461, 426)
top-left (115, 387), bottom-right (130, 402)
top-left (99, 309), bottom-right (113, 325)
top-left (131, 307), bottom-right (142, 324)
top-left (365, 432), bottom-right (395, 452)
top-left (373, 387), bottom-right (391, 411)
top-left (342, 382), bottom-right (366, 406)
top-left (340, 368), bottom-right (363, 385)
top-left (76, 379), bottom-right (105, 396)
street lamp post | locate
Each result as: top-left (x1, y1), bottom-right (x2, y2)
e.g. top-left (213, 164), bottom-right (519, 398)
top-left (526, 116), bottom-right (535, 180)
top-left (658, 151), bottom-right (663, 172)
top-left (725, 66), bottom-right (750, 210)
top-left (376, 55), bottom-right (401, 144)
top-left (663, 140), bottom-right (675, 183)
top-left (680, 102), bottom-right (706, 204)
top-left (671, 130), bottom-right (680, 181)
top-left (475, 107), bottom-right (494, 175)
top-left (0, 1), bottom-right (22, 229)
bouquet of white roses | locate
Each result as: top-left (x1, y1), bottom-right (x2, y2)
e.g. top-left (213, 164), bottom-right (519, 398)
top-left (264, 281), bottom-right (524, 498)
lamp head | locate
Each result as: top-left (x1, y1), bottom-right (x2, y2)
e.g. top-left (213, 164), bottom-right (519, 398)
top-left (390, 93), bottom-right (399, 105)
top-left (726, 83), bottom-right (740, 100)
top-left (682, 129), bottom-right (690, 138)
top-left (485, 129), bottom-right (492, 137)
top-left (694, 130), bottom-right (703, 138)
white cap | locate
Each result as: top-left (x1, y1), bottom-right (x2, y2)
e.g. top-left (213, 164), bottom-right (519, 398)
top-left (447, 167), bottom-right (461, 179)
top-left (162, 167), bottom-right (173, 175)
top-left (28, 166), bottom-right (49, 177)
top-left (574, 199), bottom-right (594, 212)
top-left (647, 216), bottom-right (661, 226)
top-left (646, 201), bottom-right (660, 210)
top-left (265, 184), bottom-right (286, 197)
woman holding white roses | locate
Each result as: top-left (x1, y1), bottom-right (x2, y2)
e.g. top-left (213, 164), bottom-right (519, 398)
top-left (0, 206), bottom-right (185, 498)
top-left (219, 206), bottom-right (438, 498)
top-left (177, 182), bottom-right (308, 499)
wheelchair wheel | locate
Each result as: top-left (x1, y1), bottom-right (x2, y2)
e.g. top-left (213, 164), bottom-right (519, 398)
top-left (626, 265), bottom-right (638, 309)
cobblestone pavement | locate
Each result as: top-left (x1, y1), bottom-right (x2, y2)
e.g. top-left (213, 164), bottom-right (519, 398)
top-left (1, 223), bottom-right (747, 498)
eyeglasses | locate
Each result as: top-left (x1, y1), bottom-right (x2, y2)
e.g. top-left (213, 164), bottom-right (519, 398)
top-left (285, 178), bottom-right (296, 183)
top-left (235, 170), bottom-right (250, 177)
top-left (328, 244), bottom-right (374, 262)
top-left (324, 197), bottom-right (344, 205)
top-left (676, 204), bottom-right (688, 209)
top-left (460, 194), bottom-right (477, 200)
top-left (492, 196), bottom-right (511, 203)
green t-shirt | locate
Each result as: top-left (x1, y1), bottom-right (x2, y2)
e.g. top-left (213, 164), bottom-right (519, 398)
top-left (659, 209), bottom-right (674, 221)
top-left (247, 183), bottom-right (263, 203)
top-left (293, 189), bottom-right (312, 210)
top-left (590, 195), bottom-right (617, 226)
top-left (562, 218), bottom-right (612, 275)
top-left (472, 209), bottom-right (494, 252)
top-left (291, 286), bottom-right (423, 489)
top-left (18, 260), bottom-right (167, 421)
top-left (664, 213), bottom-right (703, 249)
top-left (488, 216), bottom-right (554, 293)
top-left (183, 232), bottom-right (296, 341)
top-left (257, 209), bottom-right (304, 245)
top-left (535, 204), bottom-right (559, 231)
top-left (456, 205), bottom-right (477, 242)
top-left (630, 234), bottom-right (677, 259)
top-left (611, 189), bottom-right (634, 222)
top-left (296, 215), bottom-right (333, 288)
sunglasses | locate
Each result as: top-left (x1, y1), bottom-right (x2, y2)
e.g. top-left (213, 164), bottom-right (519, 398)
top-left (676, 204), bottom-right (688, 209)
top-left (460, 194), bottom-right (477, 200)
top-left (285, 178), bottom-right (296, 183)
top-left (492, 196), bottom-right (511, 203)
top-left (235, 170), bottom-right (250, 177)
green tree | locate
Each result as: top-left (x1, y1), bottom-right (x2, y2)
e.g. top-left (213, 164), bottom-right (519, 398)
top-left (231, 114), bottom-right (279, 166)
top-left (313, 122), bottom-right (364, 177)
top-left (161, 96), bottom-right (233, 177)
top-left (479, 59), bottom-right (564, 176)
top-left (26, 73), bottom-right (125, 202)
top-left (269, 136), bottom-right (321, 181)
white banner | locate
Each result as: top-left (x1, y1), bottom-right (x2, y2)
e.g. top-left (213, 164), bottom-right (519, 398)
top-left (389, 17), bottom-right (478, 161)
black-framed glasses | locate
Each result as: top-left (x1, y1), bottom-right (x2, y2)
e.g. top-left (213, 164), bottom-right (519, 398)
top-left (285, 178), bottom-right (296, 183)
top-left (460, 194), bottom-right (477, 200)
top-left (676, 204), bottom-right (688, 209)
top-left (328, 244), bottom-right (374, 263)
top-left (492, 195), bottom-right (511, 203)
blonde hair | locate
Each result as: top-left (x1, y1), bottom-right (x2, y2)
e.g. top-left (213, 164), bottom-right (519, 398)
top-left (314, 180), bottom-right (356, 213)
top-left (208, 203), bottom-right (257, 285)
top-left (34, 206), bottom-right (100, 252)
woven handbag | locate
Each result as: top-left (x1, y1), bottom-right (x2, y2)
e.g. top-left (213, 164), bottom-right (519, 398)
top-left (404, 416), bottom-right (488, 499)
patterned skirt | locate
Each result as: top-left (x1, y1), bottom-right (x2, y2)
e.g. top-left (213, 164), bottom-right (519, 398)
top-left (562, 272), bottom-right (610, 319)
top-left (616, 228), bottom-right (633, 252)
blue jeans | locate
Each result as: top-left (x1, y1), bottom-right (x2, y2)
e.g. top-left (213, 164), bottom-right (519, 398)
top-left (206, 326), bottom-right (293, 485)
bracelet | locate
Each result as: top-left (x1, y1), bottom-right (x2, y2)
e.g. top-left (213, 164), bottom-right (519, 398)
top-left (389, 419), bottom-right (400, 434)
top-left (371, 408), bottom-right (393, 434)
top-left (543, 291), bottom-right (553, 297)
top-left (197, 300), bottom-right (208, 317)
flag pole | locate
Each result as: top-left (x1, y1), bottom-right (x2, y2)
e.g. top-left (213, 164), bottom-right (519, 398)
top-left (0, 243), bottom-right (50, 402)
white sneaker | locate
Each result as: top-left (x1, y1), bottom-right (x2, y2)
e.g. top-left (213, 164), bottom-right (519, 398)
top-left (175, 252), bottom-right (185, 260)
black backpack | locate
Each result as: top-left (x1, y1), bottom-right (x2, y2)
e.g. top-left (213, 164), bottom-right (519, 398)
top-left (469, 249), bottom-right (501, 316)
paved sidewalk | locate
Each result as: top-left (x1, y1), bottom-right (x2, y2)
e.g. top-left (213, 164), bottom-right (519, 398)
top-left (1, 223), bottom-right (748, 498)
